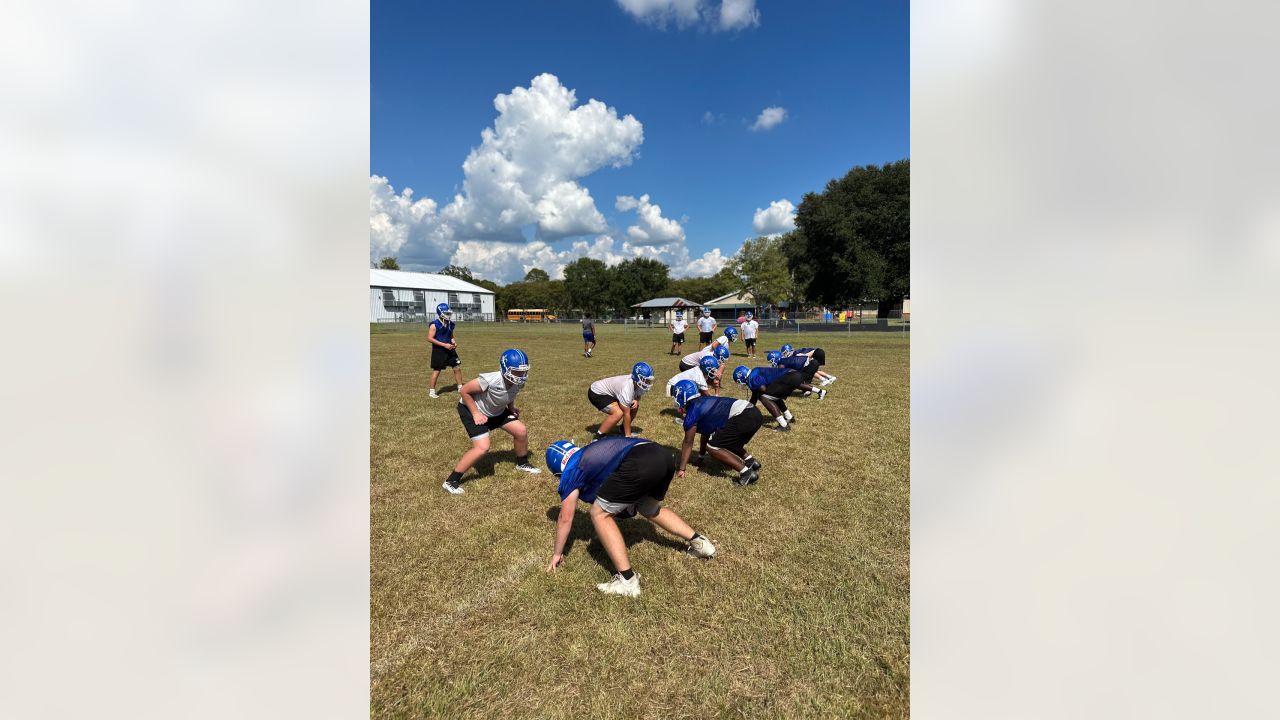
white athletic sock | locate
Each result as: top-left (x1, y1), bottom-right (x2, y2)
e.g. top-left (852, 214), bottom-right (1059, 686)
top-left (776, 416), bottom-right (788, 427)
top-left (783, 410), bottom-right (793, 421)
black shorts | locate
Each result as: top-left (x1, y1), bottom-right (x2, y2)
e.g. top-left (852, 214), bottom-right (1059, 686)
top-left (596, 443), bottom-right (675, 506)
top-left (588, 388), bottom-right (620, 413)
top-left (761, 371), bottom-right (803, 400)
top-left (807, 348), bottom-right (826, 366)
top-left (456, 401), bottom-right (516, 440)
top-left (744, 337), bottom-right (756, 349)
top-left (672, 332), bottom-right (685, 343)
top-left (430, 345), bottom-right (461, 371)
top-left (678, 360), bottom-right (696, 372)
top-left (799, 363), bottom-right (819, 383)
top-left (707, 406), bottom-right (763, 457)
top-left (699, 331), bottom-right (713, 345)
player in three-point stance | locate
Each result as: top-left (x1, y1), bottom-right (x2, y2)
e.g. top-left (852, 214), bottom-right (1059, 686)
top-left (441, 349), bottom-right (541, 495)
top-left (782, 343), bottom-right (836, 386)
top-left (665, 355), bottom-right (722, 408)
top-left (545, 437), bottom-right (717, 597)
top-left (668, 310), bottom-right (688, 355)
top-left (427, 303), bottom-right (462, 399)
top-left (740, 311), bottom-right (760, 359)
top-left (731, 364), bottom-right (821, 433)
top-left (587, 362), bottom-right (655, 441)
top-left (696, 308), bottom-right (717, 346)
top-left (672, 380), bottom-right (765, 487)
top-left (678, 340), bottom-right (729, 372)
top-left (714, 326), bottom-right (739, 352)
top-left (581, 317), bottom-right (597, 358)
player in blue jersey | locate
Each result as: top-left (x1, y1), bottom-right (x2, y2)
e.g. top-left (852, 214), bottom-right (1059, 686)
top-left (672, 380), bottom-right (764, 486)
top-left (731, 364), bottom-right (820, 432)
top-left (767, 349), bottom-right (819, 384)
top-left (545, 437), bottom-right (717, 597)
top-left (782, 344), bottom-right (836, 386)
top-left (427, 303), bottom-right (462, 399)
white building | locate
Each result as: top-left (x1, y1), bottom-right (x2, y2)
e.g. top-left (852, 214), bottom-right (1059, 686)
top-left (369, 269), bottom-right (496, 323)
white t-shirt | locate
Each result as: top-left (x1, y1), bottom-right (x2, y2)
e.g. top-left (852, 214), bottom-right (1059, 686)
top-left (665, 366), bottom-right (710, 394)
top-left (462, 370), bottom-right (521, 418)
top-left (728, 398), bottom-right (751, 418)
top-left (681, 344), bottom-right (716, 367)
top-left (670, 319), bottom-right (688, 334)
top-left (589, 374), bottom-right (643, 405)
top-left (697, 316), bottom-right (716, 333)
top-left (740, 319), bottom-right (759, 339)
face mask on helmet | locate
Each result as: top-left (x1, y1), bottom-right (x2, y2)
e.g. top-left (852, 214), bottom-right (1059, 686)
top-left (699, 356), bottom-right (720, 379)
top-left (713, 345), bottom-right (729, 361)
top-left (672, 380), bottom-right (699, 409)
top-left (725, 327), bottom-right (738, 341)
top-left (437, 303), bottom-right (452, 321)
top-left (767, 351), bottom-right (781, 366)
top-left (632, 362), bottom-right (654, 391)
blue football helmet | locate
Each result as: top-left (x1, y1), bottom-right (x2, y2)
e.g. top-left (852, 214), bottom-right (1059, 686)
top-left (436, 302), bottom-right (452, 321)
top-left (712, 344), bottom-right (730, 362)
top-left (545, 440), bottom-right (579, 476)
top-left (702, 308), bottom-right (711, 316)
top-left (674, 310), bottom-right (684, 319)
top-left (780, 343), bottom-right (794, 356)
top-left (745, 311), bottom-right (753, 319)
top-left (631, 362), bottom-right (654, 391)
top-left (724, 327), bottom-right (738, 342)
top-left (732, 365), bottom-right (751, 385)
top-left (699, 355), bottom-right (721, 379)
top-left (500, 348), bottom-right (530, 386)
top-left (672, 380), bottom-right (700, 408)
top-left (766, 351), bottom-right (782, 366)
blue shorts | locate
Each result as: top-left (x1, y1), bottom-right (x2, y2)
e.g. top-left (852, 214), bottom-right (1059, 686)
top-left (583, 333), bottom-right (595, 343)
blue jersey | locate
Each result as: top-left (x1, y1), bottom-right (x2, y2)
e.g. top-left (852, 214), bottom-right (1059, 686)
top-left (557, 437), bottom-right (651, 502)
top-left (431, 319), bottom-right (455, 344)
top-left (777, 355), bottom-right (809, 372)
top-left (683, 396), bottom-right (742, 434)
top-left (746, 367), bottom-right (789, 391)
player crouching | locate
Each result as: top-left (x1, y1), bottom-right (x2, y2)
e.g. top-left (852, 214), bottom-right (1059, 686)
top-left (672, 380), bottom-right (764, 486)
top-left (782, 343), bottom-right (836, 386)
top-left (441, 349), bottom-right (541, 495)
top-left (767, 350), bottom-right (828, 399)
top-left (665, 355), bottom-right (723, 411)
top-left (587, 362), bottom-right (654, 440)
top-left (545, 437), bottom-right (716, 597)
top-left (678, 341), bottom-right (729, 373)
top-left (731, 364), bottom-right (817, 432)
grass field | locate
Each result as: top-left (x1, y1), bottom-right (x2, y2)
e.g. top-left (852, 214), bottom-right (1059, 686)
top-left (371, 322), bottom-right (909, 719)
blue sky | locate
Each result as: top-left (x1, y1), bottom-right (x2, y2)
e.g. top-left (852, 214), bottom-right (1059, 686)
top-left (370, 0), bottom-right (908, 282)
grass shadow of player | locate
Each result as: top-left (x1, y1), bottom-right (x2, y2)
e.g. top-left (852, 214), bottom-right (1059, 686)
top-left (583, 424), bottom-right (647, 435)
top-left (658, 407), bottom-right (683, 419)
top-left (465, 449), bottom-right (518, 481)
top-left (686, 455), bottom-right (734, 480)
top-left (544, 505), bottom-right (686, 573)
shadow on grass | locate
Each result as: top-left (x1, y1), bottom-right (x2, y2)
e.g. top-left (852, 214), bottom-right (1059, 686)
top-left (459, 449), bottom-right (518, 484)
top-left (582, 424), bottom-right (647, 436)
top-left (543, 504), bottom-right (687, 574)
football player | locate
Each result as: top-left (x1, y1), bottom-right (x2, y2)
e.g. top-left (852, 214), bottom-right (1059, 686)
top-left (664, 355), bottom-right (721, 405)
top-left (545, 437), bottom-right (717, 598)
top-left (731, 364), bottom-right (823, 433)
top-left (740, 311), bottom-right (760, 359)
top-left (669, 311), bottom-right (688, 355)
top-left (696, 308), bottom-right (717, 346)
top-left (587, 362), bottom-right (654, 440)
top-left (678, 340), bottom-right (729, 372)
top-left (427, 303), bottom-right (462, 399)
top-left (782, 343), bottom-right (836, 385)
top-left (441, 349), bottom-right (541, 495)
top-left (671, 380), bottom-right (764, 486)
top-left (581, 317), bottom-right (597, 358)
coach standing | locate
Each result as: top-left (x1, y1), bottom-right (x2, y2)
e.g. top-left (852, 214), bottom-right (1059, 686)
top-left (696, 309), bottom-right (717, 346)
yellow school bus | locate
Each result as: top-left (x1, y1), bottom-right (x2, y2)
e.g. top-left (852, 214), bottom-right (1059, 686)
top-left (506, 309), bottom-right (557, 322)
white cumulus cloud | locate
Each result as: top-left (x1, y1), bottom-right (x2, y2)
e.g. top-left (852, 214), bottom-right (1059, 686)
top-left (752, 198), bottom-right (796, 235)
top-left (750, 105), bottom-right (787, 131)
top-left (616, 194), bottom-right (686, 245)
top-left (369, 175), bottom-right (453, 268)
top-left (616, 0), bottom-right (760, 32)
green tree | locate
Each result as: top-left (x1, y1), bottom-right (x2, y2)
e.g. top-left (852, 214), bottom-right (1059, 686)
top-left (729, 235), bottom-right (796, 311)
top-left (437, 264), bottom-right (476, 282)
top-left (663, 267), bottom-right (739, 305)
top-left (523, 268), bottom-right (551, 283)
top-left (786, 159), bottom-right (909, 320)
top-left (607, 258), bottom-right (670, 314)
top-left (563, 258), bottom-right (612, 317)
top-left (377, 257), bottom-right (400, 270)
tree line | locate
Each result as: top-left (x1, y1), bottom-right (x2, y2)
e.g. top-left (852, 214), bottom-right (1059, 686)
top-left (375, 159), bottom-right (908, 320)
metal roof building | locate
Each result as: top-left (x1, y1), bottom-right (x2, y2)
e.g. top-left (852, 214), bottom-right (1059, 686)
top-left (369, 269), bottom-right (496, 323)
top-left (630, 296), bottom-right (702, 324)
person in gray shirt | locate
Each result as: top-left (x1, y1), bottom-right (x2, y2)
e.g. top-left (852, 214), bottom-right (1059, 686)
top-left (581, 317), bottom-right (596, 358)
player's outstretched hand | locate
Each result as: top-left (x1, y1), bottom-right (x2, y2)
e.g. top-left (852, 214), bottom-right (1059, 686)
top-left (546, 554), bottom-right (564, 572)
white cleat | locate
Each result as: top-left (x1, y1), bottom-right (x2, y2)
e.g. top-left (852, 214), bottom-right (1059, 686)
top-left (596, 573), bottom-right (641, 597)
top-left (515, 463), bottom-right (542, 474)
top-left (687, 535), bottom-right (717, 558)
top-left (442, 480), bottom-right (464, 495)
top-left (824, 376), bottom-right (837, 385)
top-left (817, 389), bottom-right (827, 400)
top-left (429, 389), bottom-right (439, 399)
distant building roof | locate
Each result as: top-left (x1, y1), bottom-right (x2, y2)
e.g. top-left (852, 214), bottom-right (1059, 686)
top-left (369, 269), bottom-right (492, 294)
top-left (631, 297), bottom-right (701, 309)
top-left (703, 290), bottom-right (754, 308)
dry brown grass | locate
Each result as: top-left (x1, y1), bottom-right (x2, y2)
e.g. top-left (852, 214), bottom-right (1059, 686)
top-left (371, 322), bottom-right (909, 719)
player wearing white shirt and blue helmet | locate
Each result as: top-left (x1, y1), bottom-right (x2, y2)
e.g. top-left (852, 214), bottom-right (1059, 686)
top-left (441, 349), bottom-right (541, 494)
top-left (664, 355), bottom-right (720, 410)
top-left (668, 311), bottom-right (688, 355)
top-left (587, 362), bottom-right (654, 440)
top-left (672, 380), bottom-right (764, 487)
top-left (545, 437), bottom-right (716, 597)
top-left (696, 309), bottom-right (717, 345)
top-left (740, 311), bottom-right (760, 358)
top-left (678, 341), bottom-right (729, 372)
